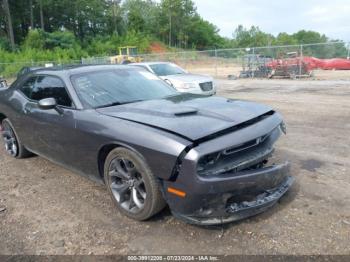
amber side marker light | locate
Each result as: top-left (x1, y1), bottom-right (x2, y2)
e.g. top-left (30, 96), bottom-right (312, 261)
top-left (167, 187), bottom-right (186, 198)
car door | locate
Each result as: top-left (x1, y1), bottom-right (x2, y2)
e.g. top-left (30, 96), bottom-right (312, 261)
top-left (21, 75), bottom-right (77, 166)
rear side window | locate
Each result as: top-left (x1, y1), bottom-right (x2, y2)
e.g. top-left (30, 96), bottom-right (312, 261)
top-left (20, 75), bottom-right (73, 107)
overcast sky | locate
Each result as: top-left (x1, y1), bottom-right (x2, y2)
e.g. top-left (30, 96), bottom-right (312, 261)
top-left (192, 0), bottom-right (350, 41)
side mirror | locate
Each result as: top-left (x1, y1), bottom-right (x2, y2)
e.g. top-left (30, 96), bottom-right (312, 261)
top-left (38, 98), bottom-right (57, 110)
top-left (38, 98), bottom-right (63, 114)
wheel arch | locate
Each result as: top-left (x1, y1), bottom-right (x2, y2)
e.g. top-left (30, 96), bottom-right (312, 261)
top-left (97, 142), bottom-right (146, 183)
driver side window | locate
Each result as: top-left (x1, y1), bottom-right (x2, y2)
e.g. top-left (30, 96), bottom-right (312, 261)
top-left (20, 75), bottom-right (73, 108)
top-left (19, 76), bottom-right (36, 98)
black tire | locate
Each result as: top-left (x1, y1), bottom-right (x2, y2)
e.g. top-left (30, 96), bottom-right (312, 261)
top-left (1, 118), bottom-right (32, 158)
top-left (104, 147), bottom-right (166, 221)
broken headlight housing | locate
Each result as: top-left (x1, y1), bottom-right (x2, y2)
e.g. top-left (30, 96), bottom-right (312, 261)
top-left (197, 126), bottom-right (283, 177)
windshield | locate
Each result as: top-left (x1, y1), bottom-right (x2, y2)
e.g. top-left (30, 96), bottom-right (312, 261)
top-left (71, 69), bottom-right (177, 108)
top-left (150, 63), bottom-right (186, 76)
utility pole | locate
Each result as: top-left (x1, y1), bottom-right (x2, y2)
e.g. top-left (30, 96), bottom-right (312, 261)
top-left (2, 0), bottom-right (15, 50)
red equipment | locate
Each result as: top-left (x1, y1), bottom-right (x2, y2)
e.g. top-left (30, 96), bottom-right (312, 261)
top-left (304, 57), bottom-right (350, 70)
top-left (268, 56), bottom-right (350, 72)
top-left (267, 53), bottom-right (313, 78)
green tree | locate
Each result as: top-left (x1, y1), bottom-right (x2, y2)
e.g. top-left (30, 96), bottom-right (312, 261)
top-left (22, 28), bottom-right (45, 49)
top-left (273, 33), bottom-right (298, 45)
top-left (292, 30), bottom-right (327, 44)
top-left (122, 0), bottom-right (159, 35)
top-left (159, 0), bottom-right (196, 47)
top-left (187, 15), bottom-right (223, 49)
top-left (232, 25), bottom-right (274, 48)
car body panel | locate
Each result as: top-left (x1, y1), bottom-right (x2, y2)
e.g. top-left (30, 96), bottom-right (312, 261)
top-left (97, 94), bottom-right (273, 141)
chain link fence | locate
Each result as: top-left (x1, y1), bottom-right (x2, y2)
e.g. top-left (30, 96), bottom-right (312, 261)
top-left (140, 42), bottom-right (350, 80)
top-left (1, 42), bottom-right (350, 81)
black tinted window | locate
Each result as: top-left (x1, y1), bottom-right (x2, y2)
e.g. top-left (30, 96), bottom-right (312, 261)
top-left (31, 76), bottom-right (72, 107)
top-left (19, 77), bottom-right (36, 98)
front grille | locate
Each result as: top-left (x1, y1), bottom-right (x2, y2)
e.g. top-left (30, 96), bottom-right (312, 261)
top-left (199, 82), bottom-right (213, 91)
top-left (197, 126), bottom-right (281, 177)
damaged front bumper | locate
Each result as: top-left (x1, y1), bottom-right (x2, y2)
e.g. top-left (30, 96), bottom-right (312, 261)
top-left (164, 162), bottom-right (293, 226)
top-left (175, 174), bottom-right (293, 226)
top-left (162, 113), bottom-right (294, 225)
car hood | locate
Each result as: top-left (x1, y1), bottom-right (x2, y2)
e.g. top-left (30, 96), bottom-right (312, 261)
top-left (160, 74), bottom-right (212, 83)
top-left (97, 94), bottom-right (274, 141)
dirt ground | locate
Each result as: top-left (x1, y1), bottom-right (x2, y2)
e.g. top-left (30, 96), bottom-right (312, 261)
top-left (187, 65), bottom-right (350, 81)
top-left (0, 78), bottom-right (350, 255)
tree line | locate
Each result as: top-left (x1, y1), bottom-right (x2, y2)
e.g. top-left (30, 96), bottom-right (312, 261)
top-left (0, 0), bottom-right (348, 78)
top-left (1, 0), bottom-right (348, 53)
top-left (0, 0), bottom-right (224, 51)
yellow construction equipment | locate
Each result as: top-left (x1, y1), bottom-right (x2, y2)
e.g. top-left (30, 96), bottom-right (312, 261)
top-left (110, 46), bottom-right (143, 64)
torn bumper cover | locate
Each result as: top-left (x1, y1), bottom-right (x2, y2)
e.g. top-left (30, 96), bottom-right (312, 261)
top-left (162, 114), bottom-right (294, 225)
top-left (164, 162), bottom-right (293, 226)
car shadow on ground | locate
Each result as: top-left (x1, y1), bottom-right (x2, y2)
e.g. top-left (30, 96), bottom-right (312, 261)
top-left (148, 206), bottom-right (173, 222)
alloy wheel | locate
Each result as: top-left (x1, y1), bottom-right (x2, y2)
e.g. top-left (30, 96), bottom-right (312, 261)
top-left (108, 157), bottom-right (147, 213)
top-left (1, 123), bottom-right (18, 157)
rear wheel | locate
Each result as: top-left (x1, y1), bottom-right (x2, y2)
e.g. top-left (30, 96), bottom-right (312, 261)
top-left (1, 118), bottom-right (32, 158)
top-left (104, 148), bottom-right (166, 221)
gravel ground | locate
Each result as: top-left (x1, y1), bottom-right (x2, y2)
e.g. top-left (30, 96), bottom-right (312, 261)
top-left (0, 78), bottom-right (349, 255)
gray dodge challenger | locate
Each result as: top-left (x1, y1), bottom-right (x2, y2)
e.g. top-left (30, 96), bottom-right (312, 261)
top-left (0, 65), bottom-right (293, 225)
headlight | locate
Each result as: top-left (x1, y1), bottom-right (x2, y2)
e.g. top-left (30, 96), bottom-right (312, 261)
top-left (179, 82), bottom-right (198, 89)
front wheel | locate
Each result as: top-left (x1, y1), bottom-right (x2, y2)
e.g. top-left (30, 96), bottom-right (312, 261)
top-left (104, 148), bottom-right (166, 221)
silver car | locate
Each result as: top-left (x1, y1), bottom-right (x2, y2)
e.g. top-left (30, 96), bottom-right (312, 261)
top-left (132, 62), bottom-right (216, 95)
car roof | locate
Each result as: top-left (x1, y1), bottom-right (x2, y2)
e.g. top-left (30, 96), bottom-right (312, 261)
top-left (29, 64), bottom-right (139, 76)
